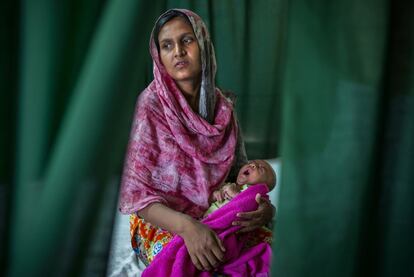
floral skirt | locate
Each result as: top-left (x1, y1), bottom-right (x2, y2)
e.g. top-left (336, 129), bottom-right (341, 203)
top-left (130, 213), bottom-right (173, 266)
top-left (130, 213), bottom-right (273, 266)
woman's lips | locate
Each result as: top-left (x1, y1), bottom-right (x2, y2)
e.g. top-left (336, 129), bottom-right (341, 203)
top-left (175, 61), bottom-right (189, 68)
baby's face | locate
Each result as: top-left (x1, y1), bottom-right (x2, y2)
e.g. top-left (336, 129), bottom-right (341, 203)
top-left (236, 160), bottom-right (276, 190)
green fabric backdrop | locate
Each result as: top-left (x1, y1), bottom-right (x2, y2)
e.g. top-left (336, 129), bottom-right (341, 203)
top-left (273, 0), bottom-right (414, 276)
top-left (1, 0), bottom-right (413, 276)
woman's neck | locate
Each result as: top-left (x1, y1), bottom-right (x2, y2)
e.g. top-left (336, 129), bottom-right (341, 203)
top-left (177, 80), bottom-right (201, 112)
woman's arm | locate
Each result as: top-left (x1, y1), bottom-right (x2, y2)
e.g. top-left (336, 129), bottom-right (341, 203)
top-left (137, 203), bottom-right (226, 271)
top-left (232, 193), bottom-right (275, 233)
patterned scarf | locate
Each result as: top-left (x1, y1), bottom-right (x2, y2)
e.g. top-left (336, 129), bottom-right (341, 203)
top-left (119, 9), bottom-right (239, 218)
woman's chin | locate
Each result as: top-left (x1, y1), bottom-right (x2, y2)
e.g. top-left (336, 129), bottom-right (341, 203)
top-left (174, 74), bottom-right (196, 82)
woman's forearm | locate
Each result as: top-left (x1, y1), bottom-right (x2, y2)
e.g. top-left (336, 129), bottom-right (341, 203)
top-left (138, 202), bottom-right (226, 271)
top-left (137, 202), bottom-right (193, 235)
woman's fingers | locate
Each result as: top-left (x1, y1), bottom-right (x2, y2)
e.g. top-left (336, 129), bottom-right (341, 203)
top-left (189, 249), bottom-right (212, 271)
top-left (205, 234), bottom-right (225, 269)
top-left (233, 194), bottom-right (274, 227)
top-left (204, 251), bottom-right (220, 270)
top-left (198, 254), bottom-right (212, 271)
top-left (197, 243), bottom-right (224, 271)
top-left (181, 220), bottom-right (226, 271)
top-left (214, 234), bottom-right (226, 253)
top-left (237, 225), bottom-right (258, 233)
top-left (233, 210), bottom-right (263, 228)
top-left (210, 248), bottom-right (225, 265)
top-left (233, 218), bottom-right (260, 228)
top-left (204, 235), bottom-right (226, 270)
top-left (232, 209), bottom-right (268, 230)
top-left (189, 254), bottom-right (203, 271)
top-left (210, 234), bottom-right (225, 264)
top-left (236, 210), bottom-right (260, 219)
top-left (255, 193), bottom-right (270, 205)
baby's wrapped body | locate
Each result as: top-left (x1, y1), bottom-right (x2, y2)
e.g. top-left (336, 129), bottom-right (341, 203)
top-left (142, 184), bottom-right (273, 277)
top-left (130, 159), bottom-right (276, 268)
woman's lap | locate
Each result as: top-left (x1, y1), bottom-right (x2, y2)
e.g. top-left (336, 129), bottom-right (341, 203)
top-left (130, 213), bottom-right (272, 266)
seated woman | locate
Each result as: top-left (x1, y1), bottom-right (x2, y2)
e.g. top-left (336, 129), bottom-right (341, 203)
top-left (118, 9), bottom-right (275, 273)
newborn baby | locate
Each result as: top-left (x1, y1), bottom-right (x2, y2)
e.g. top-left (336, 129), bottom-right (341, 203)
top-left (204, 160), bottom-right (276, 216)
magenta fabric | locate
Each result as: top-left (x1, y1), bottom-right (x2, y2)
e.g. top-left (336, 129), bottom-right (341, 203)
top-left (142, 184), bottom-right (272, 277)
top-left (118, 9), bottom-right (238, 218)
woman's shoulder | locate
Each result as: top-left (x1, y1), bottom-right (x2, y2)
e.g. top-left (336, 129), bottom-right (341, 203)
top-left (137, 82), bottom-right (161, 110)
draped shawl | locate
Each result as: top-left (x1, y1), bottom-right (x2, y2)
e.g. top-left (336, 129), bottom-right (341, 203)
top-left (119, 9), bottom-right (242, 218)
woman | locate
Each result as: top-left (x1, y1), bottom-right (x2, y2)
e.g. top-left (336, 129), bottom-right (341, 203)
top-left (119, 9), bottom-right (274, 272)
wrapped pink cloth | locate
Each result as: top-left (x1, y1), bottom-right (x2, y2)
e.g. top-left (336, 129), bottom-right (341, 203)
top-left (142, 184), bottom-right (272, 277)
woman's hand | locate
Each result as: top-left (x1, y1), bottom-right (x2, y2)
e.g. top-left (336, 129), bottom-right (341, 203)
top-left (232, 193), bottom-right (275, 233)
top-left (179, 218), bottom-right (226, 271)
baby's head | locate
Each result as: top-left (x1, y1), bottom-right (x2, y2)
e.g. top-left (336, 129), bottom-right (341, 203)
top-left (236, 160), bottom-right (276, 191)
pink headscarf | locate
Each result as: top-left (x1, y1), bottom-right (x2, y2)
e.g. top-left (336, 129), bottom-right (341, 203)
top-left (119, 9), bottom-right (238, 218)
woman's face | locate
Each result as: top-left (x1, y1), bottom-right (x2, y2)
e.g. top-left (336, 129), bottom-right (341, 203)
top-left (157, 17), bottom-right (202, 84)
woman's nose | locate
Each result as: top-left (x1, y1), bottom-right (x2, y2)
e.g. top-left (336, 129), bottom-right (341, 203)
top-left (174, 44), bottom-right (186, 57)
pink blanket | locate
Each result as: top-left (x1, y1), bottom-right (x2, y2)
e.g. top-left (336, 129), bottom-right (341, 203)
top-left (142, 184), bottom-right (272, 277)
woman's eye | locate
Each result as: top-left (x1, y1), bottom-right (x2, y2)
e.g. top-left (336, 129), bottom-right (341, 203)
top-left (183, 37), bottom-right (193, 44)
top-left (162, 43), bottom-right (172, 50)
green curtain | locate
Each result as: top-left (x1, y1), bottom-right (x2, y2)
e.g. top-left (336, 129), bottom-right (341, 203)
top-left (0, 0), bottom-right (19, 274)
top-left (7, 1), bottom-right (164, 276)
top-left (273, 0), bottom-right (414, 276)
top-left (1, 0), bottom-right (413, 276)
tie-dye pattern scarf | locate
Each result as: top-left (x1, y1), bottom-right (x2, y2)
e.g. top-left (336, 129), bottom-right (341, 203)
top-left (119, 9), bottom-right (239, 218)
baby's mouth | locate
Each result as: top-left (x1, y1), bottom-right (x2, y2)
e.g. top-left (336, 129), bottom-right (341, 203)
top-left (237, 168), bottom-right (250, 184)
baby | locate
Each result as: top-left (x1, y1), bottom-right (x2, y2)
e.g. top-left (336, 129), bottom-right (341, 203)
top-left (204, 160), bottom-right (276, 216)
